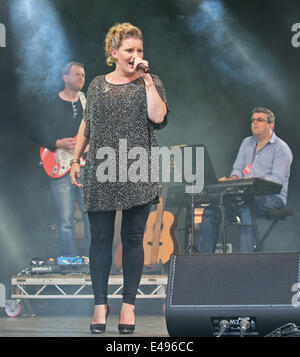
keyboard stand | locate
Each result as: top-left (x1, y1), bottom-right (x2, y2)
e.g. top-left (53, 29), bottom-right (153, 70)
top-left (217, 190), bottom-right (261, 253)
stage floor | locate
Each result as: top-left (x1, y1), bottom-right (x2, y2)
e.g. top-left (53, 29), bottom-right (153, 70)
top-left (0, 314), bottom-right (169, 337)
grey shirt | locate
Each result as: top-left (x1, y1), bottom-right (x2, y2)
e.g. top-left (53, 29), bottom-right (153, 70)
top-left (83, 74), bottom-right (167, 212)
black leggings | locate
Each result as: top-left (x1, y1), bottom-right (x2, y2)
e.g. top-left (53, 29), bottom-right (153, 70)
top-left (88, 202), bottom-right (152, 306)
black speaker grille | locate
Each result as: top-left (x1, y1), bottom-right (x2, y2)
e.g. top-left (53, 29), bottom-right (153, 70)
top-left (169, 253), bottom-right (300, 306)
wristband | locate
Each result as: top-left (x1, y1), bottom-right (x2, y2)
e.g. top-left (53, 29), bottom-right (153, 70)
top-left (70, 159), bottom-right (80, 165)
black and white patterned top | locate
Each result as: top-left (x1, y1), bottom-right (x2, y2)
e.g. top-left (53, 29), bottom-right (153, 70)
top-left (83, 74), bottom-right (167, 212)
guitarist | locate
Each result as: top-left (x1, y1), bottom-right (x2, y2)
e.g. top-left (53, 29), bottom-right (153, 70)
top-left (30, 62), bottom-right (91, 257)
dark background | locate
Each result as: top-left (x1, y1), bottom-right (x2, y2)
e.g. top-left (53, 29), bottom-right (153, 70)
top-left (1, 0), bottom-right (300, 288)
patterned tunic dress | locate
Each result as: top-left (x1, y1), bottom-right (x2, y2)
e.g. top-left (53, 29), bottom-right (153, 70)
top-left (83, 74), bottom-right (167, 212)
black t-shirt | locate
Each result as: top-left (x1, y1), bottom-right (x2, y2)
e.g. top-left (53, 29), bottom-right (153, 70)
top-left (30, 94), bottom-right (83, 151)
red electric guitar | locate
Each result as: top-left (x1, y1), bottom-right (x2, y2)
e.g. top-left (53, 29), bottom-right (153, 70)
top-left (40, 136), bottom-right (86, 179)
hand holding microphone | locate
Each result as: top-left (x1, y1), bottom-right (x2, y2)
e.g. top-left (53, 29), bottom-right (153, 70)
top-left (137, 63), bottom-right (150, 73)
top-left (132, 57), bottom-right (151, 74)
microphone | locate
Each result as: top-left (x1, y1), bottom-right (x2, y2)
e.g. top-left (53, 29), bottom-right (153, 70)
top-left (137, 63), bottom-right (151, 73)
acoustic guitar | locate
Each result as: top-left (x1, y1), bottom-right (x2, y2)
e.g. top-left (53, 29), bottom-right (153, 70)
top-left (112, 211), bottom-right (123, 270)
top-left (143, 182), bottom-right (176, 266)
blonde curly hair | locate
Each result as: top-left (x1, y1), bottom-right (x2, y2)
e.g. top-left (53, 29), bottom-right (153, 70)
top-left (104, 22), bottom-right (143, 67)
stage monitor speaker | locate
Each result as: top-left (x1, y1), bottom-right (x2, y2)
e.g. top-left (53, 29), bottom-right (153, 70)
top-left (165, 252), bottom-right (300, 337)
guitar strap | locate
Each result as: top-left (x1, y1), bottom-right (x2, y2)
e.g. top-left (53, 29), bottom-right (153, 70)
top-left (78, 91), bottom-right (86, 110)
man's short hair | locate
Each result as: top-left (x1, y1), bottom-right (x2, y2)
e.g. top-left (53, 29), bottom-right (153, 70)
top-left (62, 62), bottom-right (84, 75)
top-left (252, 107), bottom-right (275, 123)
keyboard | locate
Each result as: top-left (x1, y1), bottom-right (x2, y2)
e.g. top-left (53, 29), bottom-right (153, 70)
top-left (205, 178), bottom-right (282, 196)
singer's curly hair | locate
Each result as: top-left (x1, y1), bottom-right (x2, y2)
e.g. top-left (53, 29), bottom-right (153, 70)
top-left (104, 22), bottom-right (143, 67)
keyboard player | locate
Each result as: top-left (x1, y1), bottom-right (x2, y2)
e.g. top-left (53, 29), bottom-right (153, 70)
top-left (196, 107), bottom-right (293, 253)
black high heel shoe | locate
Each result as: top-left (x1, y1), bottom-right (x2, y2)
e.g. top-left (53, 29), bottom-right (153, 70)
top-left (90, 305), bottom-right (110, 334)
top-left (118, 303), bottom-right (135, 334)
top-left (118, 323), bottom-right (135, 334)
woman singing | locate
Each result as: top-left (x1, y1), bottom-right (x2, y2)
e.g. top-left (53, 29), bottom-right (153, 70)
top-left (70, 22), bottom-right (167, 334)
